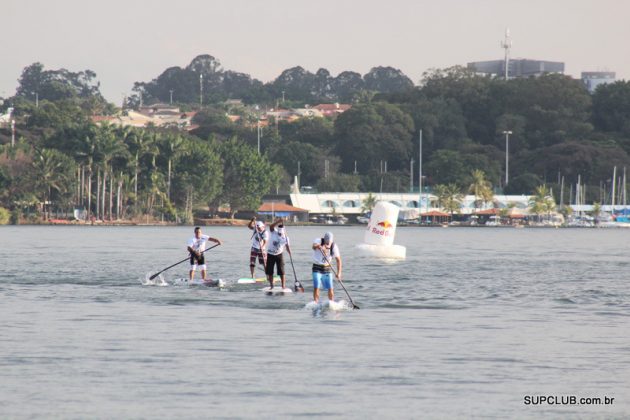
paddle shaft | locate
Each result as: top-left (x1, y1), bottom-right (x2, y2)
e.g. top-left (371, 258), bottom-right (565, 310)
top-left (319, 247), bottom-right (359, 309)
top-left (288, 251), bottom-right (304, 292)
top-left (252, 229), bottom-right (267, 269)
top-left (149, 243), bottom-right (220, 280)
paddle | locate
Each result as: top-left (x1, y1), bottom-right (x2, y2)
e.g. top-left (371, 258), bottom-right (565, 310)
top-left (149, 243), bottom-right (221, 280)
top-left (318, 247), bottom-right (359, 309)
top-left (288, 252), bottom-right (304, 292)
top-left (252, 228), bottom-right (268, 271)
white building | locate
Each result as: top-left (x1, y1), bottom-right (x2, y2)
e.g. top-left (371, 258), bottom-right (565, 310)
top-left (289, 191), bottom-right (532, 218)
top-left (581, 71), bottom-right (616, 93)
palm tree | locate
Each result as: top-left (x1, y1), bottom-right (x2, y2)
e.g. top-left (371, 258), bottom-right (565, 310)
top-left (32, 148), bottom-right (74, 219)
top-left (95, 124), bottom-right (128, 220)
top-left (126, 128), bottom-right (157, 215)
top-left (468, 169), bottom-right (493, 210)
top-left (161, 133), bottom-right (186, 201)
top-left (361, 192), bottom-right (377, 214)
top-left (528, 185), bottom-right (556, 223)
top-left (74, 125), bottom-right (100, 218)
top-left (435, 183), bottom-right (463, 218)
top-left (591, 202), bottom-right (602, 225)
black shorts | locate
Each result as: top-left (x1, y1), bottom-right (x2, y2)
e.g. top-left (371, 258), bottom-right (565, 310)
top-left (265, 253), bottom-right (285, 276)
top-left (190, 253), bottom-right (205, 266)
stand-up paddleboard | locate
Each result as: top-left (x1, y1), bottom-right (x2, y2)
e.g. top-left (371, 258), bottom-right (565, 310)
top-left (237, 275), bottom-right (280, 284)
top-left (262, 286), bottom-right (293, 295)
top-left (171, 278), bottom-right (226, 287)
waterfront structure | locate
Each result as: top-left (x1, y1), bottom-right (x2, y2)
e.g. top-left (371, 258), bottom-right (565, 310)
top-left (257, 202), bottom-right (309, 222)
top-left (287, 191), bottom-right (532, 218)
top-left (581, 71), bottom-right (616, 93)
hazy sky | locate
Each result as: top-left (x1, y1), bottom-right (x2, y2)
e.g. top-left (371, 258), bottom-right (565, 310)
top-left (3, 0), bottom-right (629, 103)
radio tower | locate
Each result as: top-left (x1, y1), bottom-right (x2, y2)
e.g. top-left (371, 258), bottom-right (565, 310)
top-left (500, 28), bottom-right (512, 80)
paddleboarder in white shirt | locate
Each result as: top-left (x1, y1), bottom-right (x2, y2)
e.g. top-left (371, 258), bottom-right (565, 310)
top-left (187, 226), bottom-right (222, 281)
top-left (312, 232), bottom-right (342, 303)
top-left (247, 217), bottom-right (269, 278)
top-left (266, 218), bottom-right (292, 289)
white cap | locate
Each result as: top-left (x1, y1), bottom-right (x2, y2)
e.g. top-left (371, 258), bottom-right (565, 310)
top-left (256, 221), bottom-right (264, 228)
top-left (324, 232), bottom-right (333, 244)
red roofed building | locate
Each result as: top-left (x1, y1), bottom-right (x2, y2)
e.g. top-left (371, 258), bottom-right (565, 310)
top-left (257, 202), bottom-right (309, 222)
top-left (311, 103), bottom-right (351, 117)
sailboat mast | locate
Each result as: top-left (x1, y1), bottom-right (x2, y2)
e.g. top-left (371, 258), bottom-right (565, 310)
top-left (611, 166), bottom-right (617, 211)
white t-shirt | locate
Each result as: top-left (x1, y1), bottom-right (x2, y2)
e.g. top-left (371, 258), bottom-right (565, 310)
top-left (250, 228), bottom-right (269, 250)
top-left (188, 234), bottom-right (210, 253)
top-left (267, 228), bottom-right (290, 255)
top-left (312, 238), bottom-right (340, 265)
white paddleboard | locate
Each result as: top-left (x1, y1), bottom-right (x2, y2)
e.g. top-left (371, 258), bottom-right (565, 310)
top-left (171, 278), bottom-right (226, 287)
top-left (305, 300), bottom-right (349, 311)
top-left (262, 287), bottom-right (293, 295)
top-left (238, 275), bottom-right (280, 284)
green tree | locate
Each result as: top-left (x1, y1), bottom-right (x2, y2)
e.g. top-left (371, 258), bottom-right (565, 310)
top-left (592, 81), bottom-right (630, 137)
top-left (504, 172), bottom-right (544, 195)
top-left (363, 66), bottom-right (414, 94)
top-left (0, 207), bottom-right (9, 224)
top-left (32, 148), bottom-right (75, 219)
top-left (278, 117), bottom-right (334, 148)
top-left (94, 124), bottom-right (129, 220)
top-left (361, 193), bottom-right (377, 214)
top-left (16, 62), bottom-right (105, 103)
top-left (217, 138), bottom-right (280, 218)
top-left (334, 102), bottom-right (414, 173)
top-left (434, 183), bottom-right (463, 217)
top-left (468, 169), bottom-right (493, 209)
top-left (528, 185), bottom-right (556, 221)
top-left (317, 174), bottom-right (361, 192)
top-left (172, 138), bottom-right (223, 222)
top-left (590, 202), bottom-right (602, 224)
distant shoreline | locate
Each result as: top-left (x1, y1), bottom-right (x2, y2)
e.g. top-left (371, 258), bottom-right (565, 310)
top-left (3, 219), bottom-right (628, 229)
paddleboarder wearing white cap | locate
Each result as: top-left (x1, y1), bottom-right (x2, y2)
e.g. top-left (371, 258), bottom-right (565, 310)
top-left (247, 217), bottom-right (269, 278)
top-left (265, 218), bottom-right (292, 289)
top-left (312, 231), bottom-right (342, 303)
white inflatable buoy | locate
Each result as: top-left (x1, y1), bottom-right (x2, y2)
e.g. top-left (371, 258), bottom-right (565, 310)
top-left (357, 201), bottom-right (406, 259)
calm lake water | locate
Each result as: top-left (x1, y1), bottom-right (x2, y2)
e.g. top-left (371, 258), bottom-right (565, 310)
top-left (1, 225), bottom-right (629, 419)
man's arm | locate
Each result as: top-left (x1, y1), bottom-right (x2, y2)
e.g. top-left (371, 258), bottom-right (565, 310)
top-left (259, 231), bottom-right (268, 249)
top-left (335, 255), bottom-right (342, 279)
top-left (209, 237), bottom-right (222, 246)
top-left (270, 218), bottom-right (283, 231)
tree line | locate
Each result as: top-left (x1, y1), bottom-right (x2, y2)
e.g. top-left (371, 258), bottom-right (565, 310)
top-left (1, 57), bottom-right (630, 222)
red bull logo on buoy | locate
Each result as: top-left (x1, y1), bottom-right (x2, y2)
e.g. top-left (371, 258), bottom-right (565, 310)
top-left (377, 221), bottom-right (393, 229)
top-left (371, 220), bottom-right (393, 236)
top-left (364, 202), bottom-right (399, 246)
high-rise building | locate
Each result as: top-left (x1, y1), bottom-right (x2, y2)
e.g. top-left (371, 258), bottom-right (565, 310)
top-left (581, 71), bottom-right (616, 93)
top-left (467, 59), bottom-right (565, 78)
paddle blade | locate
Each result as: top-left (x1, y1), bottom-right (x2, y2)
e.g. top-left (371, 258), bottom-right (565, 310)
top-left (149, 273), bottom-right (159, 280)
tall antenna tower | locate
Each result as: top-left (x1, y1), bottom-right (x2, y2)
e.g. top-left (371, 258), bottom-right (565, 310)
top-left (500, 28), bottom-right (512, 80)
